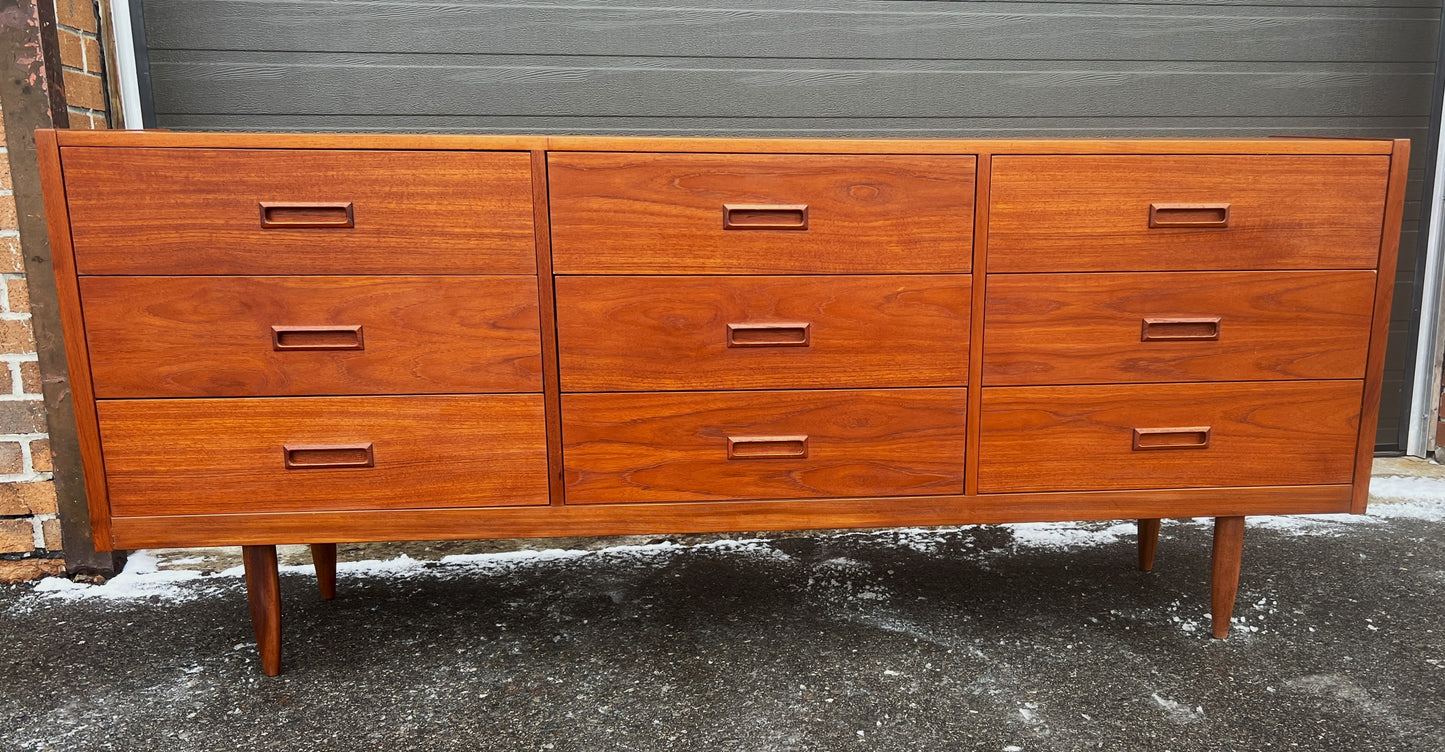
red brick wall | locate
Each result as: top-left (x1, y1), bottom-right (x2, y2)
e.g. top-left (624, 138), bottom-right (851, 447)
top-left (54, 0), bottom-right (110, 130)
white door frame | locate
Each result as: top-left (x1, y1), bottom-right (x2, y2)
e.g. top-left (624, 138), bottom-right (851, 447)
top-left (106, 0), bottom-right (144, 129)
top-left (1408, 96), bottom-right (1445, 456)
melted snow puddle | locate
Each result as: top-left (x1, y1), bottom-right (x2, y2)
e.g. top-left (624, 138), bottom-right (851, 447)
top-left (17, 492), bottom-right (1441, 605)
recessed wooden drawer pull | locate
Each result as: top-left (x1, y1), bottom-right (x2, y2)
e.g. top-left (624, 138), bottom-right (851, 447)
top-left (283, 443), bottom-right (375, 470)
top-left (259, 201), bottom-right (355, 229)
top-left (723, 204), bottom-right (809, 230)
top-left (726, 322), bottom-right (811, 348)
top-left (726, 435), bottom-right (809, 459)
top-left (1148, 203), bottom-right (1230, 228)
top-left (1140, 317), bottom-right (1221, 342)
top-left (1132, 427), bottom-right (1211, 451)
top-left (271, 325), bottom-right (365, 351)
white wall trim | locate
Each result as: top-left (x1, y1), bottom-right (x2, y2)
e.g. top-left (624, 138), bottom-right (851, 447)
top-left (107, 0), bottom-right (144, 129)
top-left (1408, 105), bottom-right (1445, 456)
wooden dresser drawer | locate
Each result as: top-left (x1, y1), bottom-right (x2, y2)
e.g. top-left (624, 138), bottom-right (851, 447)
top-left (988, 155), bottom-right (1389, 272)
top-left (80, 276), bottom-right (543, 398)
top-left (548, 153), bottom-right (975, 274)
top-left (556, 275), bottom-right (970, 391)
top-left (976, 381), bottom-right (1361, 493)
top-left (562, 388), bottom-right (967, 503)
top-left (62, 148), bottom-right (536, 275)
top-left (98, 395), bottom-right (549, 516)
top-left (983, 271), bottom-right (1376, 385)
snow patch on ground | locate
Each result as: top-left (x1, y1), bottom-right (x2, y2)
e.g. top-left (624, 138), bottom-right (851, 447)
top-left (1283, 673), bottom-right (1408, 734)
top-left (15, 493), bottom-right (1441, 606)
top-left (30, 551), bottom-right (210, 603)
top-left (1150, 692), bottom-right (1205, 723)
top-left (1239, 493), bottom-right (1445, 537)
top-left (17, 538), bottom-right (789, 607)
top-left (1369, 474), bottom-right (1445, 504)
top-left (1005, 521), bottom-right (1136, 550)
top-left (886, 528), bottom-right (955, 555)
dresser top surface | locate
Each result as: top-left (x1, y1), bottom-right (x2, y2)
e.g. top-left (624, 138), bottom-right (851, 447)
top-left (46, 129), bottom-right (1399, 156)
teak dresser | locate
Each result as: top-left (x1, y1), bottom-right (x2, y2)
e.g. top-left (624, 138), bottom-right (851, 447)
top-left (36, 131), bottom-right (1408, 675)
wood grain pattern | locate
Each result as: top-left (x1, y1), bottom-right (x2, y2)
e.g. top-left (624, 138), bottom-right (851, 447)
top-left (50, 130), bottom-right (1399, 156)
top-left (62, 147), bottom-right (536, 275)
top-left (243, 545), bottom-right (282, 675)
top-left (556, 275), bottom-right (970, 391)
top-left (42, 137), bottom-right (1415, 455)
top-left (532, 150), bottom-right (567, 506)
top-left (983, 271), bottom-right (1376, 384)
top-left (105, 485), bottom-right (1353, 550)
top-left (1354, 139), bottom-right (1412, 512)
top-left (35, 130), bottom-right (114, 550)
top-left (562, 389), bottom-right (967, 503)
top-left (965, 153), bottom-right (990, 496)
top-left (977, 381), bottom-right (1362, 493)
top-left (81, 276), bottom-right (542, 397)
top-left (310, 543), bottom-right (337, 600)
top-left (55, 129), bottom-right (547, 151)
top-left (548, 153), bottom-right (975, 274)
top-left (1211, 516), bottom-right (1246, 639)
top-left (989, 155), bottom-right (1390, 272)
top-left (1138, 519), bottom-right (1162, 572)
top-left (99, 395), bottom-right (550, 516)
top-left (33, 133), bottom-right (1406, 561)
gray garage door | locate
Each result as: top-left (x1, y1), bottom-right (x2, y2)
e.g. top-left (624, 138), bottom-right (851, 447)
top-left (138, 0), bottom-right (1442, 451)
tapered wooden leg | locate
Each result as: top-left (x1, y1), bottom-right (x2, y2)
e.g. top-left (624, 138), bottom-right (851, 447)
top-left (311, 543), bottom-right (337, 600)
top-left (1137, 518), bottom-right (1161, 571)
top-left (242, 545), bottom-right (282, 676)
top-left (1210, 516), bottom-right (1246, 639)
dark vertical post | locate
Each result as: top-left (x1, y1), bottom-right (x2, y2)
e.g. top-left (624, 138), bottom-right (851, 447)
top-left (0, 0), bottom-right (123, 574)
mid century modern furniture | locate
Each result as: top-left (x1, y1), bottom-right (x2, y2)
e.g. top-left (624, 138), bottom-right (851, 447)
top-left (36, 131), bottom-right (1408, 675)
